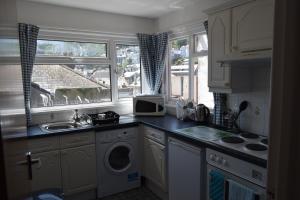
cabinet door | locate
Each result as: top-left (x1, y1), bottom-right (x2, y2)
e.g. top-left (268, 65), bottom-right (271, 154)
top-left (168, 139), bottom-right (202, 200)
top-left (232, 0), bottom-right (274, 52)
top-left (5, 151), bottom-right (61, 200)
top-left (31, 151), bottom-right (61, 191)
top-left (143, 137), bottom-right (166, 191)
top-left (61, 144), bottom-right (97, 195)
top-left (5, 154), bottom-right (31, 200)
top-left (208, 9), bottom-right (231, 89)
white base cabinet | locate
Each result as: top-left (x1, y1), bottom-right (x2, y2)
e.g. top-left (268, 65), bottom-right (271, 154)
top-left (4, 131), bottom-right (96, 200)
top-left (168, 138), bottom-right (203, 200)
top-left (31, 150), bottom-right (62, 191)
top-left (143, 137), bottom-right (166, 190)
top-left (142, 126), bottom-right (167, 193)
top-left (61, 144), bottom-right (97, 195)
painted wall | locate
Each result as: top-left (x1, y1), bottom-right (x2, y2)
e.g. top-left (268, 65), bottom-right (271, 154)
top-left (227, 66), bottom-right (271, 136)
top-left (0, 0), bottom-right (17, 25)
top-left (14, 1), bottom-right (155, 34)
top-left (155, 1), bottom-right (207, 32)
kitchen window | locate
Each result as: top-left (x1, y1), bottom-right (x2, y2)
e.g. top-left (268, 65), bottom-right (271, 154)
top-left (31, 40), bottom-right (112, 108)
top-left (36, 40), bottom-right (107, 58)
top-left (0, 37), bottom-right (142, 111)
top-left (168, 32), bottom-right (213, 108)
top-left (169, 37), bottom-right (190, 99)
top-left (116, 44), bottom-right (141, 99)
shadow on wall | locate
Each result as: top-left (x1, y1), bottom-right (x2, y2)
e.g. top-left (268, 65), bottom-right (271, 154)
top-left (227, 66), bottom-right (271, 136)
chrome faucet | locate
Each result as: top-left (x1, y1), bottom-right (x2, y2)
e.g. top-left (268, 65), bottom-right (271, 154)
top-left (72, 109), bottom-right (81, 124)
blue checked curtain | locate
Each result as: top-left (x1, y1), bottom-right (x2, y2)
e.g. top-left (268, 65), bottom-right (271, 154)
top-left (213, 93), bottom-right (227, 126)
top-left (19, 23), bottom-right (39, 126)
top-left (137, 33), bottom-right (168, 94)
top-left (204, 20), bottom-right (208, 35)
top-left (203, 20), bottom-right (227, 126)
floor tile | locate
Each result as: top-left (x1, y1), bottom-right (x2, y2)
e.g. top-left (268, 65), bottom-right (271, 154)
top-left (99, 187), bottom-right (161, 200)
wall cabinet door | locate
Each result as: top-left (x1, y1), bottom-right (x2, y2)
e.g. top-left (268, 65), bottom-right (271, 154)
top-left (208, 9), bottom-right (231, 89)
top-left (61, 144), bottom-right (97, 195)
top-left (232, 0), bottom-right (274, 52)
top-left (143, 137), bottom-right (166, 191)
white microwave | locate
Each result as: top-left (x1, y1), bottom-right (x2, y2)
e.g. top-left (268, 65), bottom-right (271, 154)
top-left (133, 95), bottom-right (166, 116)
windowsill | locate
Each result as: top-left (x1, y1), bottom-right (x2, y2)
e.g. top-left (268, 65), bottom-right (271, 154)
top-left (31, 100), bottom-right (133, 114)
top-left (165, 103), bottom-right (177, 108)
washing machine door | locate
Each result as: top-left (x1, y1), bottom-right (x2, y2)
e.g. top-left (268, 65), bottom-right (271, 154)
top-left (104, 142), bottom-right (134, 174)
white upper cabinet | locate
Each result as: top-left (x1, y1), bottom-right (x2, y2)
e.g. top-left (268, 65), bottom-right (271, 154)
top-left (232, 0), bottom-right (274, 53)
top-left (206, 0), bottom-right (274, 93)
top-left (208, 9), bottom-right (231, 90)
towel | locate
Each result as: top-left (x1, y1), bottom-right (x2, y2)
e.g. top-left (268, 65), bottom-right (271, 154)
top-left (227, 179), bottom-right (255, 200)
top-left (209, 170), bottom-right (225, 200)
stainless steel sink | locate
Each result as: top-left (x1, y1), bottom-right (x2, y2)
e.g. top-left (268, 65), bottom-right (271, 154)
top-left (40, 122), bottom-right (83, 132)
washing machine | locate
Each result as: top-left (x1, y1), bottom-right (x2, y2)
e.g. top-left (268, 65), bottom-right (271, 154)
top-left (96, 127), bottom-right (141, 198)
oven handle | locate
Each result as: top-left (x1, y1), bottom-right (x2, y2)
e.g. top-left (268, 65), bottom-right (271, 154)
top-left (224, 179), bottom-right (260, 200)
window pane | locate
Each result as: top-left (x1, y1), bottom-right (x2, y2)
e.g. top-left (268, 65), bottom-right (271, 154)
top-left (36, 40), bottom-right (107, 58)
top-left (0, 65), bottom-right (24, 111)
top-left (31, 64), bottom-right (111, 108)
top-left (0, 39), bottom-right (19, 56)
top-left (193, 56), bottom-right (214, 108)
top-left (194, 33), bottom-right (208, 52)
top-left (116, 44), bottom-right (140, 98)
top-left (170, 38), bottom-right (189, 99)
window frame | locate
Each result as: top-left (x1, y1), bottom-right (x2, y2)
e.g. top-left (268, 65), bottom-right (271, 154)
top-left (0, 30), bottom-right (141, 113)
top-left (166, 30), bottom-right (209, 105)
top-left (167, 36), bottom-right (191, 101)
top-left (114, 42), bottom-right (142, 100)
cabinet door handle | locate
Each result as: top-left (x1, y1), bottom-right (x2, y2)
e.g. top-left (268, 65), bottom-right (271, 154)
top-left (231, 46), bottom-right (238, 51)
top-left (26, 152), bottom-right (33, 180)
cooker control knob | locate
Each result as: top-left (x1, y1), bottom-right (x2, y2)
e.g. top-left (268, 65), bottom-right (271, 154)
top-left (209, 154), bottom-right (215, 161)
top-left (218, 157), bottom-right (224, 164)
top-left (222, 159), bottom-right (227, 166)
top-left (215, 156), bottom-right (220, 163)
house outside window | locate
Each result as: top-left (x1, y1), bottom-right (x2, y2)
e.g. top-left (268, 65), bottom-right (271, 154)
top-left (116, 44), bottom-right (141, 99)
top-left (167, 31), bottom-right (214, 109)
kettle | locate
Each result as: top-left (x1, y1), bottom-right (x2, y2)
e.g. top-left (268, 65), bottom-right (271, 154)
top-left (195, 104), bottom-right (210, 123)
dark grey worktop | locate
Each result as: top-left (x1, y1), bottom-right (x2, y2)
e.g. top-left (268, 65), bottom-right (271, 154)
top-left (2, 115), bottom-right (267, 168)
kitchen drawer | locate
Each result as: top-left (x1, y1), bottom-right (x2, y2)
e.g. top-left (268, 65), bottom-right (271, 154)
top-left (144, 126), bottom-right (165, 145)
top-left (4, 136), bottom-right (59, 156)
top-left (60, 131), bottom-right (95, 149)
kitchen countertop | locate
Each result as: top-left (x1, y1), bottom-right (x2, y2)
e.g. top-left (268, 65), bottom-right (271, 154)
top-left (2, 114), bottom-right (267, 168)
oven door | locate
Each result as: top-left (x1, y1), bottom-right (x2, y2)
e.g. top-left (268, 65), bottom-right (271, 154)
top-left (207, 164), bottom-right (266, 200)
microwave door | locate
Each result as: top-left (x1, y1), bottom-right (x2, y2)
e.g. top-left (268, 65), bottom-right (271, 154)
top-left (136, 100), bottom-right (157, 113)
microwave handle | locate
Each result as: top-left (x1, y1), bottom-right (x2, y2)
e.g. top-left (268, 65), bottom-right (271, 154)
top-left (224, 180), bottom-right (260, 200)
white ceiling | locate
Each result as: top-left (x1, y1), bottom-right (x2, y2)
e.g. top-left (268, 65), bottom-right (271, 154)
top-left (26, 0), bottom-right (229, 18)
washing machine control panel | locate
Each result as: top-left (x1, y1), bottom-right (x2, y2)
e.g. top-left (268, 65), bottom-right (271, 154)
top-left (97, 127), bottom-right (137, 143)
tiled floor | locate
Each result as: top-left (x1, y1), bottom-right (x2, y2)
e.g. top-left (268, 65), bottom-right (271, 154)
top-left (99, 187), bottom-right (161, 200)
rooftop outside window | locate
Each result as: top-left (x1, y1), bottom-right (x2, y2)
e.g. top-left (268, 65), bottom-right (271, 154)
top-left (31, 64), bottom-right (111, 108)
